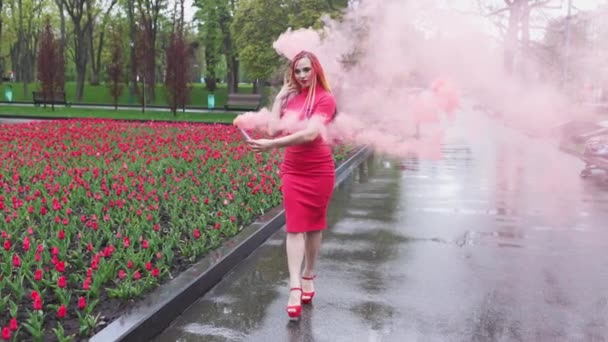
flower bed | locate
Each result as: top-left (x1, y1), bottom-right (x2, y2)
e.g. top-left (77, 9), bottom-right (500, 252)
top-left (0, 119), bottom-right (352, 341)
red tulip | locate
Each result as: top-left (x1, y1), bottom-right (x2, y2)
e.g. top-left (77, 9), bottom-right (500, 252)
top-left (133, 270), bottom-right (141, 280)
top-left (83, 278), bottom-right (91, 290)
top-left (57, 305), bottom-right (66, 318)
top-left (33, 296), bottom-right (42, 310)
top-left (57, 276), bottom-right (66, 288)
top-left (55, 261), bottom-right (65, 273)
top-left (9, 318), bottom-right (17, 331)
top-left (34, 269), bottom-right (43, 281)
top-left (2, 326), bottom-right (11, 340)
top-left (58, 230), bottom-right (65, 240)
top-left (12, 255), bottom-right (20, 267)
top-left (3, 240), bottom-right (10, 250)
top-left (193, 229), bottom-right (201, 239)
top-left (78, 296), bottom-right (87, 310)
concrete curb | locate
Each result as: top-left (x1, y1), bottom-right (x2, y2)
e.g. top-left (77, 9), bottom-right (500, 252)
top-left (89, 146), bottom-right (373, 342)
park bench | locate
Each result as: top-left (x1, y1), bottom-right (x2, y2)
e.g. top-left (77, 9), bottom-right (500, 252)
top-left (32, 91), bottom-right (68, 107)
top-left (224, 93), bottom-right (262, 111)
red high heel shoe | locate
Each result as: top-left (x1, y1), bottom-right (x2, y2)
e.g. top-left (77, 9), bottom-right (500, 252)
top-left (301, 275), bottom-right (316, 304)
top-left (287, 288), bottom-right (302, 320)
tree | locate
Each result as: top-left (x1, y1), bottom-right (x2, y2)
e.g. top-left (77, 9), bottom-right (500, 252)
top-left (478, 0), bottom-right (559, 74)
top-left (165, 0), bottom-right (190, 115)
top-left (37, 19), bottom-right (65, 110)
top-left (134, 20), bottom-right (153, 110)
top-left (135, 0), bottom-right (168, 102)
top-left (62, 0), bottom-right (98, 101)
top-left (88, 0), bottom-right (119, 85)
top-left (232, 0), bottom-right (290, 92)
top-left (0, 0), bottom-right (4, 81)
top-left (107, 27), bottom-right (124, 110)
top-left (231, 0), bottom-right (348, 92)
top-left (194, 0), bottom-right (240, 93)
top-left (541, 13), bottom-right (590, 84)
top-left (125, 0), bottom-right (137, 102)
top-left (8, 0), bottom-right (45, 95)
top-left (165, 32), bottom-right (190, 115)
top-left (196, 1), bottom-right (222, 93)
top-left (286, 0), bottom-right (348, 29)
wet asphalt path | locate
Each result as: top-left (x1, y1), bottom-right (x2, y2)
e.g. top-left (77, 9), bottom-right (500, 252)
top-left (155, 108), bottom-right (608, 342)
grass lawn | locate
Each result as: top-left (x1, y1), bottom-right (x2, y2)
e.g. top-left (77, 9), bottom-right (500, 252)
top-left (0, 105), bottom-right (238, 123)
top-left (2, 82), bottom-right (272, 108)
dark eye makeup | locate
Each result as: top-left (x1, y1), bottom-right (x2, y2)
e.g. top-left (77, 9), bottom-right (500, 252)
top-left (294, 67), bottom-right (312, 74)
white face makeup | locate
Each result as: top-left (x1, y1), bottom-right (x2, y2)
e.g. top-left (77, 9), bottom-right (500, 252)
top-left (294, 57), bottom-right (313, 88)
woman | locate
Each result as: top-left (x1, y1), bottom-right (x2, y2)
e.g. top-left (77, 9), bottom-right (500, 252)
top-left (234, 51), bottom-right (337, 320)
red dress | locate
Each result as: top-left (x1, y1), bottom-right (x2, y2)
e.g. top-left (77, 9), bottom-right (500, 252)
top-left (280, 86), bottom-right (336, 233)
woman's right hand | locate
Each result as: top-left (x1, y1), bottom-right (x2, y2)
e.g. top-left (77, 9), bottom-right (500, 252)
top-left (276, 73), bottom-right (297, 100)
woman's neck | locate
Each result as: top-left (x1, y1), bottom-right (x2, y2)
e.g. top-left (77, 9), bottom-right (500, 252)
top-left (299, 83), bottom-right (320, 94)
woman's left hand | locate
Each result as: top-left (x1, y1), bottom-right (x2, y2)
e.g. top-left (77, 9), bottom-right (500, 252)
top-left (247, 139), bottom-right (276, 153)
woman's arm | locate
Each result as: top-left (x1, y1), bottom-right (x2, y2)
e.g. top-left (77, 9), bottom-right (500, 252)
top-left (247, 117), bottom-right (324, 152)
top-left (268, 73), bottom-right (298, 137)
top-left (267, 97), bottom-right (284, 137)
top-left (271, 120), bottom-right (321, 148)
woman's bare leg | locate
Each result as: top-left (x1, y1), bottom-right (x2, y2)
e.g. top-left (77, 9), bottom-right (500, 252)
top-left (302, 231), bottom-right (323, 293)
top-left (286, 232), bottom-right (306, 306)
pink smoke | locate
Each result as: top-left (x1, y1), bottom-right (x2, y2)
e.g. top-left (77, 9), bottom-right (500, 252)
top-left (236, 0), bottom-right (587, 161)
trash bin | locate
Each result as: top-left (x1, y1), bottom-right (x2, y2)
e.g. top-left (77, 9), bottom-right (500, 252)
top-left (207, 93), bottom-right (215, 109)
top-left (4, 86), bottom-right (12, 102)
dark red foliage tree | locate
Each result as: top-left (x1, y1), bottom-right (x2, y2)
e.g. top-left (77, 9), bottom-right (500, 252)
top-left (165, 31), bottom-right (190, 116)
top-left (135, 19), bottom-right (154, 111)
top-left (37, 19), bottom-right (65, 111)
top-left (107, 28), bottom-right (124, 110)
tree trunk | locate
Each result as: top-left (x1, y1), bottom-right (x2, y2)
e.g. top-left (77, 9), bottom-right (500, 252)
top-left (88, 24), bottom-right (101, 85)
top-left (128, 0), bottom-right (137, 100)
top-left (228, 57), bottom-right (239, 93)
top-left (0, 0), bottom-right (3, 81)
top-left (148, 29), bottom-right (156, 102)
top-left (74, 25), bottom-right (88, 100)
top-left (520, 1), bottom-right (531, 78)
top-left (89, 0), bottom-right (117, 86)
top-left (504, 1), bottom-right (522, 74)
top-left (55, 0), bottom-right (66, 55)
top-left (15, 0), bottom-right (24, 83)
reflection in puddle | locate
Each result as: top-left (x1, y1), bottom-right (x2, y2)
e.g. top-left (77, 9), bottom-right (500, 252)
top-left (180, 323), bottom-right (247, 341)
